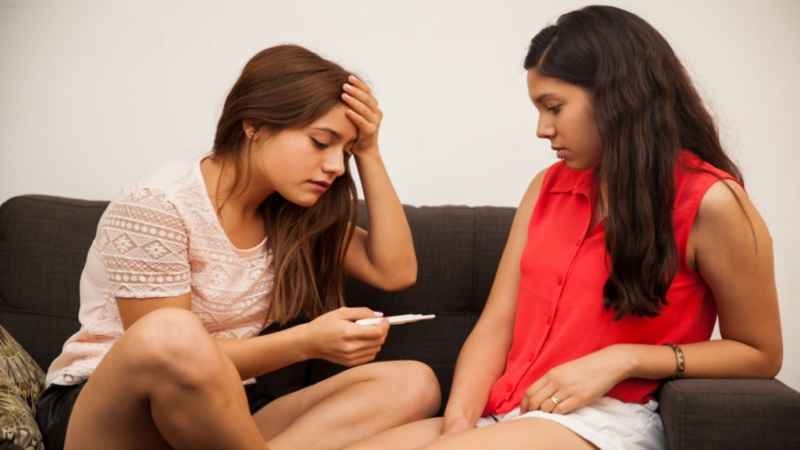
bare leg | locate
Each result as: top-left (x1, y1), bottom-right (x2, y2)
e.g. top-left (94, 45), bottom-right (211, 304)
top-left (253, 360), bottom-right (441, 450)
top-left (344, 416), bottom-right (598, 450)
top-left (64, 308), bottom-right (267, 450)
top-left (343, 417), bottom-right (444, 450)
top-left (417, 418), bottom-right (597, 450)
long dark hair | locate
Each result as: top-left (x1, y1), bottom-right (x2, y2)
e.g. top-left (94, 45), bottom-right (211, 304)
top-left (213, 44), bottom-right (357, 324)
top-left (524, 6), bottom-right (743, 319)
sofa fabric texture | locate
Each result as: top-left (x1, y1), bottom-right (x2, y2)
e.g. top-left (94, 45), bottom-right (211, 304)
top-left (1, 194), bottom-right (798, 450)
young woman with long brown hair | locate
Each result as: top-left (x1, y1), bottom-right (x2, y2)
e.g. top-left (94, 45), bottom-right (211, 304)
top-left (345, 5), bottom-right (782, 450)
top-left (35, 44), bottom-right (440, 450)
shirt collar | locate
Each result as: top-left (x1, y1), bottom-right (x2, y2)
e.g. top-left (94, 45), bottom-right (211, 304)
top-left (549, 163), bottom-right (595, 196)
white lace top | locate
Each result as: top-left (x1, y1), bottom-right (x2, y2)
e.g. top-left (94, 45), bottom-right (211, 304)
top-left (46, 160), bottom-right (274, 386)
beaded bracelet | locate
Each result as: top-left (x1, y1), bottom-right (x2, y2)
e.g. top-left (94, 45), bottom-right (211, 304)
top-left (666, 343), bottom-right (685, 379)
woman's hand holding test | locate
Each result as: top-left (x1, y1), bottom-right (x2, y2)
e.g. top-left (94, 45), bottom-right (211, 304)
top-left (302, 306), bottom-right (390, 367)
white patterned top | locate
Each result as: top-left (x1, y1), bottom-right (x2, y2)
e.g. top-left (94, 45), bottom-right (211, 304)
top-left (46, 160), bottom-right (274, 386)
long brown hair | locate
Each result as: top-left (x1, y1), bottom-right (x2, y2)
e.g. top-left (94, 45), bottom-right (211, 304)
top-left (212, 44), bottom-right (357, 324)
top-left (524, 6), bottom-right (743, 319)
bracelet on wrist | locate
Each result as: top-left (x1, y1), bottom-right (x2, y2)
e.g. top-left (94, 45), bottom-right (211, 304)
top-left (665, 343), bottom-right (685, 379)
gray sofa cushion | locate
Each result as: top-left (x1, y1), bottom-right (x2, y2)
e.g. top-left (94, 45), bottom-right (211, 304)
top-left (0, 196), bottom-right (106, 370)
top-left (660, 378), bottom-right (800, 450)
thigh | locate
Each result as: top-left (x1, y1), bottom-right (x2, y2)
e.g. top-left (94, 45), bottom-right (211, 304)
top-left (344, 417), bottom-right (444, 450)
top-left (421, 417), bottom-right (597, 450)
top-left (64, 309), bottom-right (247, 450)
top-left (63, 341), bottom-right (173, 450)
top-left (66, 373), bottom-right (169, 450)
top-left (252, 360), bottom-right (426, 440)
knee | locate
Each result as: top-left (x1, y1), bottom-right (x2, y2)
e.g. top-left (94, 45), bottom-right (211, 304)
top-left (122, 308), bottom-right (224, 389)
top-left (385, 361), bottom-right (441, 418)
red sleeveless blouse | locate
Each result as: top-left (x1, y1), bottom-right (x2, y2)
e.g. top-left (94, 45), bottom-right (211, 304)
top-left (484, 150), bottom-right (737, 415)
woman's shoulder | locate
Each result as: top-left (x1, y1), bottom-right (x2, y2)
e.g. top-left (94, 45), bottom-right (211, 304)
top-left (519, 165), bottom-right (553, 206)
top-left (102, 160), bottom-right (202, 232)
top-left (674, 150), bottom-right (740, 209)
top-left (675, 150), bottom-right (739, 185)
top-left (111, 160), bottom-right (203, 209)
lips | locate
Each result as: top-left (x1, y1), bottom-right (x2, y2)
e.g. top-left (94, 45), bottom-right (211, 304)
top-left (308, 180), bottom-right (331, 191)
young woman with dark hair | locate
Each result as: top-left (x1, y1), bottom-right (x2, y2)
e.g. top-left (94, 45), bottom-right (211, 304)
top-left (35, 44), bottom-right (440, 450)
top-left (345, 6), bottom-right (782, 450)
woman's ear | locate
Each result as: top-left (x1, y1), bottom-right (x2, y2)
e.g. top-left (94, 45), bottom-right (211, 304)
top-left (243, 120), bottom-right (271, 142)
top-left (242, 120), bottom-right (256, 139)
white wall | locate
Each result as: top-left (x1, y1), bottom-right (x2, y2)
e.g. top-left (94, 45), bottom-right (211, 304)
top-left (2, 0), bottom-right (798, 390)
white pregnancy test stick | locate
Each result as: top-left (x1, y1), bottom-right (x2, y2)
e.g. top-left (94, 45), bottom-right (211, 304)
top-left (355, 314), bottom-right (436, 326)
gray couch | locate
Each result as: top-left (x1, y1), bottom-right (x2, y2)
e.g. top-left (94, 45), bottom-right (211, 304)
top-left (1, 194), bottom-right (798, 449)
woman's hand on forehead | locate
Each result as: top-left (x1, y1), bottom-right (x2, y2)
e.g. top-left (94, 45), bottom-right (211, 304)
top-left (341, 75), bottom-right (383, 156)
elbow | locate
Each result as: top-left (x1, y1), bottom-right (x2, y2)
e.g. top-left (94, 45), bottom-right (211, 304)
top-left (764, 349), bottom-right (783, 378)
top-left (752, 343), bottom-right (783, 378)
top-left (380, 260), bottom-right (418, 292)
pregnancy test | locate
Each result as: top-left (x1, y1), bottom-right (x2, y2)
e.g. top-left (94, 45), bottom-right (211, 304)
top-left (355, 314), bottom-right (436, 326)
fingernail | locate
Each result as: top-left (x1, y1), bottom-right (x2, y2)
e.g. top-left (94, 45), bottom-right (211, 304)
top-left (374, 311), bottom-right (383, 317)
top-left (349, 74), bottom-right (358, 81)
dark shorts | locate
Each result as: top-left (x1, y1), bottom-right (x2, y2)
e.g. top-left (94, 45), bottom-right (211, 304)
top-left (35, 380), bottom-right (274, 450)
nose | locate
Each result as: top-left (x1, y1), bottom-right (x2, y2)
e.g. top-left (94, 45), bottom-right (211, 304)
top-left (536, 114), bottom-right (555, 140)
top-left (321, 149), bottom-right (346, 177)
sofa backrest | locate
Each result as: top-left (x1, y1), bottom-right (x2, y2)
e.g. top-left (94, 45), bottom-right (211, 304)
top-left (0, 194), bottom-right (515, 406)
top-left (306, 203), bottom-right (515, 404)
top-left (0, 195), bottom-right (107, 371)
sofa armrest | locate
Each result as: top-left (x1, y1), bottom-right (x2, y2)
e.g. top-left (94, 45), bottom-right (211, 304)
top-left (659, 378), bottom-right (800, 450)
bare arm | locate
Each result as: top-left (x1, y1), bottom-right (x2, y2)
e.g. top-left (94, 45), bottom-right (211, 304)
top-left (618, 179), bottom-right (782, 380)
top-left (118, 297), bottom-right (389, 380)
top-left (341, 76), bottom-right (417, 291)
top-left (344, 153), bottom-right (416, 291)
top-left (442, 170), bottom-right (547, 431)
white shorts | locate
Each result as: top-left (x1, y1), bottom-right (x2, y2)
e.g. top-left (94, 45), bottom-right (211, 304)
top-left (476, 397), bottom-right (665, 450)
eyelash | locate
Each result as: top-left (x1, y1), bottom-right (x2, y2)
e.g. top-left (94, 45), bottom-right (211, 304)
top-left (547, 105), bottom-right (562, 114)
top-left (311, 138), bottom-right (328, 149)
top-left (311, 138), bottom-right (353, 158)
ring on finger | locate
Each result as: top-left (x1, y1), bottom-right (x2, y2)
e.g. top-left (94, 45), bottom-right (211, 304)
top-left (549, 395), bottom-right (561, 406)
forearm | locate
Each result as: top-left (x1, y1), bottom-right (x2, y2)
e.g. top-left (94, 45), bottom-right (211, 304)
top-left (618, 338), bottom-right (781, 381)
top-left (354, 153), bottom-right (416, 281)
top-left (445, 322), bottom-right (512, 421)
top-left (217, 323), bottom-right (313, 380)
